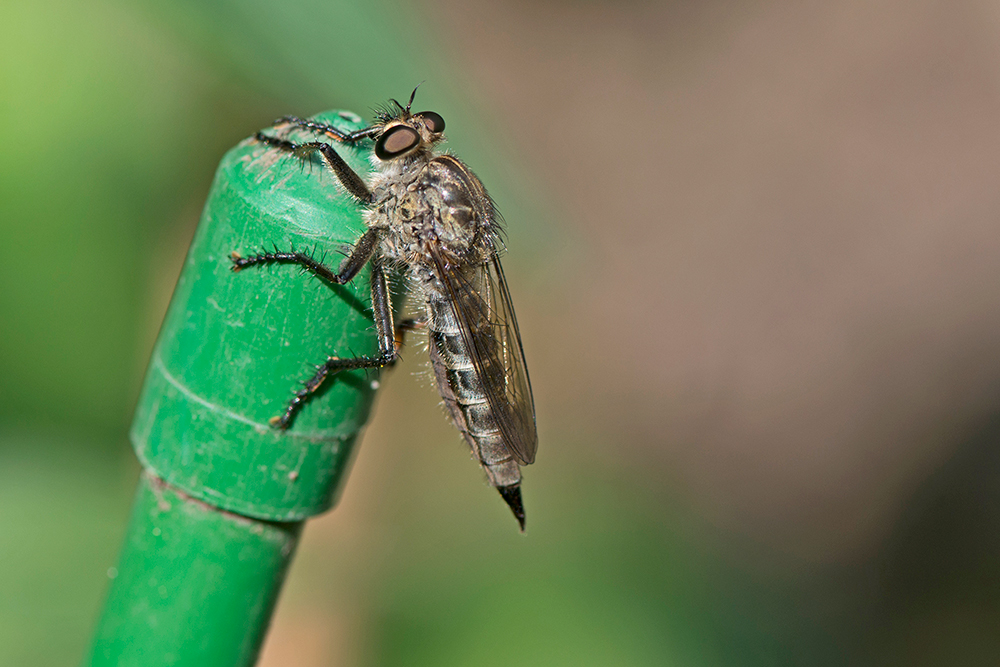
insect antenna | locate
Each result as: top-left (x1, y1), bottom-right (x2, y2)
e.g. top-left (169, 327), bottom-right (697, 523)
top-left (389, 83), bottom-right (424, 117)
top-left (405, 83), bottom-right (423, 113)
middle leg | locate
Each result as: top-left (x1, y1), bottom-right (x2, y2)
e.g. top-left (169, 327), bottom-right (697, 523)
top-left (231, 228), bottom-right (381, 287)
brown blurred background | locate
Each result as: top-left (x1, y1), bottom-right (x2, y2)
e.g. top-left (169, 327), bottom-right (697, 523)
top-left (3, 0), bottom-right (1000, 664)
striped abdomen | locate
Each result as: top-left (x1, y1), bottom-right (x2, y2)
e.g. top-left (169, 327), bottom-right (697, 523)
top-left (424, 288), bottom-right (521, 488)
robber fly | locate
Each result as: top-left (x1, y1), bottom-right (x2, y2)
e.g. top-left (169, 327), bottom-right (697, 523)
top-left (230, 88), bottom-right (537, 530)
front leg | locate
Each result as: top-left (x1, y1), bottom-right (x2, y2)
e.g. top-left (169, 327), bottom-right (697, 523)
top-left (269, 260), bottom-right (397, 429)
top-left (255, 132), bottom-right (373, 203)
top-left (274, 115), bottom-right (380, 144)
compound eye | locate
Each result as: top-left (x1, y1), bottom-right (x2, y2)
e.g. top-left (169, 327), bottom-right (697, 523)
top-left (375, 125), bottom-right (421, 160)
top-left (416, 111), bottom-right (445, 133)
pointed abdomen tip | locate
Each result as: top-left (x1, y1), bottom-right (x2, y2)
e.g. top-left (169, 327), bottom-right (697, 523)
top-left (497, 484), bottom-right (526, 532)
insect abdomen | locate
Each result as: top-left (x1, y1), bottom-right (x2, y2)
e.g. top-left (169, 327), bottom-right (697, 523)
top-left (424, 292), bottom-right (521, 488)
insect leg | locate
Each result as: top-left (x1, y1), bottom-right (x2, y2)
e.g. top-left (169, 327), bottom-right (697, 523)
top-left (255, 132), bottom-right (372, 202)
top-left (231, 228), bottom-right (380, 287)
top-left (270, 259), bottom-right (397, 430)
top-left (393, 317), bottom-right (427, 354)
top-left (368, 258), bottom-right (396, 357)
top-left (274, 116), bottom-right (380, 143)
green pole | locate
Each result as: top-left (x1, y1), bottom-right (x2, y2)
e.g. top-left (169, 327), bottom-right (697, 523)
top-left (87, 110), bottom-right (382, 666)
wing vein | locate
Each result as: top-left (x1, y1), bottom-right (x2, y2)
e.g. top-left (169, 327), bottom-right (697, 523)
top-left (430, 248), bottom-right (537, 465)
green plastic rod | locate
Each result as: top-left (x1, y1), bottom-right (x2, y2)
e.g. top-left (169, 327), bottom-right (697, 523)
top-left (88, 473), bottom-right (301, 665)
top-left (87, 110), bottom-right (382, 666)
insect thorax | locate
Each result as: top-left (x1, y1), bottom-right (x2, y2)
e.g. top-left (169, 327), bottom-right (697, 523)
top-left (370, 154), bottom-right (494, 268)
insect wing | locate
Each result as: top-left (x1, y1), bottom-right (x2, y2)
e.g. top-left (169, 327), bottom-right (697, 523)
top-left (432, 250), bottom-right (538, 465)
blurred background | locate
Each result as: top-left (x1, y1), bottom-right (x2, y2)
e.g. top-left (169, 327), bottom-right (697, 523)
top-left (4, 0), bottom-right (1000, 664)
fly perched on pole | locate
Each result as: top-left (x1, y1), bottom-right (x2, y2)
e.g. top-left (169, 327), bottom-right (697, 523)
top-left (231, 88), bottom-right (538, 530)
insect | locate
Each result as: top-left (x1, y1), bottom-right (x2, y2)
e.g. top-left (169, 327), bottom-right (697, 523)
top-left (230, 89), bottom-right (537, 530)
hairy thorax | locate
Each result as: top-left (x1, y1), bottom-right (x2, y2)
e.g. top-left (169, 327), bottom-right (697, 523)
top-left (367, 152), bottom-right (493, 269)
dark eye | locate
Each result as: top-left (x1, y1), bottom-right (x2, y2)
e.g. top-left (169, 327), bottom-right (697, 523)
top-left (375, 125), bottom-right (421, 160)
top-left (416, 111), bottom-right (445, 133)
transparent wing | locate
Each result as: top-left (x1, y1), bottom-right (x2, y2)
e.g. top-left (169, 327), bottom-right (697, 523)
top-left (431, 248), bottom-right (537, 465)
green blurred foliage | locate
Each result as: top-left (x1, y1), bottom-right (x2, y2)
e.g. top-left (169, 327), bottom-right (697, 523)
top-left (1, 0), bottom-right (259, 438)
top-left (0, 0), bottom-right (543, 440)
top-left (0, 0), bottom-right (566, 663)
top-left (0, 434), bottom-right (135, 666)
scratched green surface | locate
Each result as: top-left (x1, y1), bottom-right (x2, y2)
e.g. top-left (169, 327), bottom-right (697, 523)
top-left (87, 473), bottom-right (301, 666)
top-left (131, 110), bottom-right (385, 521)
